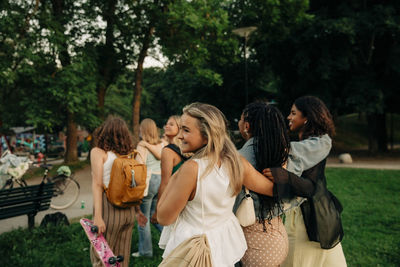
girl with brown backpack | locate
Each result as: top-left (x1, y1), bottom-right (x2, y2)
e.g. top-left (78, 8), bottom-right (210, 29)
top-left (90, 116), bottom-right (147, 267)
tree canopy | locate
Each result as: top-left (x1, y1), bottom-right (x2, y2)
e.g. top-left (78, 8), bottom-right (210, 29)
top-left (1, 0), bottom-right (399, 156)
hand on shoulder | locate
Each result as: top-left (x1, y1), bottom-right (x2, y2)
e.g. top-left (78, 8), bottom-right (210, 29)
top-left (137, 140), bottom-right (148, 147)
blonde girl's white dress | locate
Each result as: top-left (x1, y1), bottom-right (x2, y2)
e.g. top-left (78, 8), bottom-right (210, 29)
top-left (159, 158), bottom-right (247, 267)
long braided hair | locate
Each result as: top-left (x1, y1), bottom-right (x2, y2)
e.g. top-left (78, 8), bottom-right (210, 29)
top-left (243, 102), bottom-right (290, 221)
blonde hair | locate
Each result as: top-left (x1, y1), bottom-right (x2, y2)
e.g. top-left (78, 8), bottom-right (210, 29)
top-left (167, 115), bottom-right (182, 147)
top-left (182, 102), bottom-right (243, 195)
top-left (140, 118), bottom-right (161, 145)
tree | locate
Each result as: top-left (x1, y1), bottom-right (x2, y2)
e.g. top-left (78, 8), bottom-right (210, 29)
top-left (240, 0), bottom-right (400, 153)
top-left (1, 0), bottom-right (99, 162)
top-left (82, 0), bottom-right (162, 144)
top-left (132, 11), bottom-right (155, 144)
top-left (128, 0), bottom-right (243, 143)
top-left (0, 0), bottom-right (42, 132)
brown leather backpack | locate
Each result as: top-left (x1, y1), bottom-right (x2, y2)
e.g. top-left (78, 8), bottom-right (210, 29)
top-left (104, 151), bottom-right (147, 208)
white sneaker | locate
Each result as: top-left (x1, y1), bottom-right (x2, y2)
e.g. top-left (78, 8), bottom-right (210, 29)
top-left (131, 252), bottom-right (140, 257)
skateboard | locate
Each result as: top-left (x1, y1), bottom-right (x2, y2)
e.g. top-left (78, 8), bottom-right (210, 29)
top-left (80, 218), bottom-right (124, 267)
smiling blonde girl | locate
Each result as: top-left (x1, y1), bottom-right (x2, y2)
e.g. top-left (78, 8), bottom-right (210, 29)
top-left (157, 103), bottom-right (275, 267)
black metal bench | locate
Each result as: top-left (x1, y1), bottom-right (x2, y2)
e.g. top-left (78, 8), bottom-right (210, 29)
top-left (0, 182), bottom-right (54, 229)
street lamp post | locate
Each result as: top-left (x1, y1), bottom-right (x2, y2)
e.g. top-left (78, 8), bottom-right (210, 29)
top-left (232, 26), bottom-right (257, 105)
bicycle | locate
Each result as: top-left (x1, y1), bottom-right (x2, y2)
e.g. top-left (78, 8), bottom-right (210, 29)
top-left (41, 164), bottom-right (80, 210)
top-left (0, 157), bottom-right (80, 210)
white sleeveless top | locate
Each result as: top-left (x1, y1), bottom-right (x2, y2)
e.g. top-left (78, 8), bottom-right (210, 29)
top-left (159, 158), bottom-right (247, 267)
top-left (103, 151), bottom-right (117, 187)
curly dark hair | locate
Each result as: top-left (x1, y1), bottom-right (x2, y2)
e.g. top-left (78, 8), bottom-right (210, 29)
top-left (294, 96), bottom-right (335, 140)
top-left (243, 102), bottom-right (290, 222)
top-left (93, 115), bottom-right (134, 155)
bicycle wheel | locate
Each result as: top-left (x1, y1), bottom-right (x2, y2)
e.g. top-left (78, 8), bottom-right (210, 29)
top-left (50, 176), bottom-right (80, 210)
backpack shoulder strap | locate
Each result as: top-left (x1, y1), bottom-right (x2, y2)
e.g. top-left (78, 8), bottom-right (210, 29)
top-left (115, 151), bottom-right (136, 159)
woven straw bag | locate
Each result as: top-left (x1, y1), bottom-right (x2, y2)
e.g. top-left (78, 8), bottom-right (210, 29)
top-left (158, 234), bottom-right (212, 267)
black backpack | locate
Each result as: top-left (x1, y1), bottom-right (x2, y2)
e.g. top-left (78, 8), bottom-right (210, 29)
top-left (40, 212), bottom-right (70, 227)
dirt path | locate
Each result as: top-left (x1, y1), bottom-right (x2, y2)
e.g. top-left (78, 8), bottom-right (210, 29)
top-left (326, 157), bottom-right (400, 170)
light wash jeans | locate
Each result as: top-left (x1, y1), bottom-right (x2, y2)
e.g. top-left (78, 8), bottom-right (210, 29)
top-left (137, 173), bottom-right (163, 257)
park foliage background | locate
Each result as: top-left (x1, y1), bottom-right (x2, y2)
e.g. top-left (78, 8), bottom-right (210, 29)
top-left (1, 0), bottom-right (400, 163)
top-left (1, 2), bottom-right (400, 266)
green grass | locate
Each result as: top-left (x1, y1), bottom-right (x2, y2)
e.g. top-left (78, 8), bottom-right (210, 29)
top-left (0, 218), bottom-right (163, 267)
top-left (0, 168), bottom-right (399, 266)
top-left (326, 168), bottom-right (400, 267)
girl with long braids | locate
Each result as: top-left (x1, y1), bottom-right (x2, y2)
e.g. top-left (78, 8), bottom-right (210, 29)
top-left (264, 96), bottom-right (346, 267)
top-left (234, 102), bottom-right (290, 266)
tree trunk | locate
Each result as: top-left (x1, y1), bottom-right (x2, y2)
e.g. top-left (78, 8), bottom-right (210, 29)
top-left (51, 0), bottom-right (77, 163)
top-left (367, 112), bottom-right (388, 154)
top-left (132, 76), bottom-right (142, 145)
top-left (97, 0), bottom-right (117, 120)
top-left (132, 26), bottom-right (154, 145)
top-left (65, 110), bottom-right (78, 163)
top-left (98, 86), bottom-right (106, 120)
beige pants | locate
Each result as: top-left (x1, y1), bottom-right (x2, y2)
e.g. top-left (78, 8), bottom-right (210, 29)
top-left (241, 217), bottom-right (289, 267)
top-left (90, 193), bottom-right (136, 267)
top-left (282, 206), bottom-right (347, 267)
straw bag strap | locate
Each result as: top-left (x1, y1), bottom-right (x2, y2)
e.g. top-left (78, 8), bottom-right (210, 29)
top-left (244, 187), bottom-right (251, 196)
top-left (201, 176), bottom-right (205, 233)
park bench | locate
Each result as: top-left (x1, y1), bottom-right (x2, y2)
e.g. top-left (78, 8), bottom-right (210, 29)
top-left (0, 182), bottom-right (54, 229)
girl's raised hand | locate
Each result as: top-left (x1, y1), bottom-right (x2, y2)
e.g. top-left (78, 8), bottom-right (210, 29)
top-left (262, 168), bottom-right (274, 182)
top-left (138, 140), bottom-right (149, 148)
